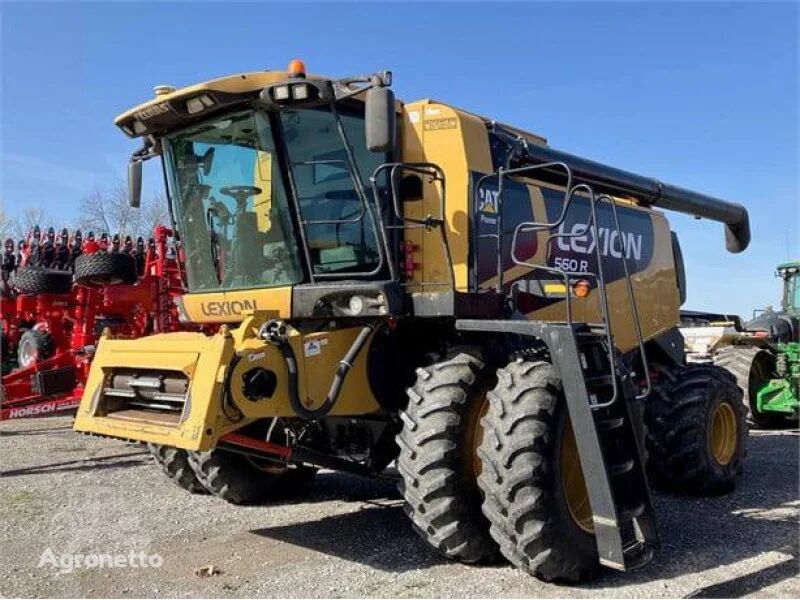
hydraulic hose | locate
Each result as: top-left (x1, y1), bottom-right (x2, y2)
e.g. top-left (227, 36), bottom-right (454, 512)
top-left (265, 321), bottom-right (375, 420)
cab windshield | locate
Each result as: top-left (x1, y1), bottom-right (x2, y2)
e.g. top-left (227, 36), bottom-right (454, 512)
top-left (164, 107), bottom-right (385, 293)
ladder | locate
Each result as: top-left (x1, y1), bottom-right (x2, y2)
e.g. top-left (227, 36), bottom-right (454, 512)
top-left (472, 153), bottom-right (658, 570)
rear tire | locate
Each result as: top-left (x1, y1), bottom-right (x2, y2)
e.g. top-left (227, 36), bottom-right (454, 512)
top-left (714, 346), bottom-right (783, 428)
top-left (477, 359), bottom-right (598, 583)
top-left (396, 350), bottom-right (498, 564)
top-left (147, 444), bottom-right (208, 495)
top-left (17, 328), bottom-right (54, 368)
top-left (73, 252), bottom-right (137, 286)
top-left (13, 267), bottom-right (72, 295)
top-left (645, 364), bottom-right (747, 495)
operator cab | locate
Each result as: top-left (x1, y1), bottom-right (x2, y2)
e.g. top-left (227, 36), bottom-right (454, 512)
top-left (122, 61), bottom-right (399, 321)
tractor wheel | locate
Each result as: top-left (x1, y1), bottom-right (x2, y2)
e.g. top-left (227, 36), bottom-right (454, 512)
top-left (187, 449), bottom-right (317, 505)
top-left (147, 444), bottom-right (208, 495)
top-left (13, 267), bottom-right (72, 295)
top-left (17, 328), bottom-right (55, 368)
top-left (714, 346), bottom-right (783, 428)
top-left (645, 364), bottom-right (747, 495)
top-left (477, 359), bottom-right (598, 582)
top-left (73, 252), bottom-right (137, 286)
top-left (396, 350), bottom-right (499, 564)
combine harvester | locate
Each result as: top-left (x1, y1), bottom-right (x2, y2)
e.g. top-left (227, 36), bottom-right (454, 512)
top-left (0, 226), bottom-right (190, 420)
top-left (74, 60), bottom-right (752, 582)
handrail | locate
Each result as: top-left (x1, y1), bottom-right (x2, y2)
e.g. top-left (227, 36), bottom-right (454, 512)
top-left (473, 161), bottom-right (573, 293)
top-left (492, 162), bottom-right (655, 407)
top-left (510, 183), bottom-right (620, 408)
top-left (597, 194), bottom-right (652, 401)
top-left (370, 162), bottom-right (455, 288)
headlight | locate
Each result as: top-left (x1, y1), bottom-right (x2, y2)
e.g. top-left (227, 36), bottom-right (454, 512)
top-left (292, 83), bottom-right (309, 100)
top-left (186, 97), bottom-right (205, 114)
top-left (185, 94), bottom-right (216, 115)
top-left (348, 295), bottom-right (365, 315)
top-left (273, 85), bottom-right (291, 101)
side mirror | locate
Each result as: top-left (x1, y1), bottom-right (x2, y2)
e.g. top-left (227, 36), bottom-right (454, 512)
top-left (128, 160), bottom-right (142, 208)
top-left (365, 86), bottom-right (396, 153)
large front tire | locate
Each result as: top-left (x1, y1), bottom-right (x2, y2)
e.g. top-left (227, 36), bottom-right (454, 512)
top-left (645, 364), bottom-right (747, 495)
top-left (477, 359), bottom-right (598, 583)
top-left (396, 350), bottom-right (498, 564)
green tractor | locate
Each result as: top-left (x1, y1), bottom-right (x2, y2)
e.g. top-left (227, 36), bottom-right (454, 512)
top-left (713, 261), bottom-right (799, 426)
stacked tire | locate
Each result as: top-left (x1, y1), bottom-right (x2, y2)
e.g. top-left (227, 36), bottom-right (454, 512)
top-left (73, 252), bottom-right (137, 286)
top-left (13, 267), bottom-right (72, 295)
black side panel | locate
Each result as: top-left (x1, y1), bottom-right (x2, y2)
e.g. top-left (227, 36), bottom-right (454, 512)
top-left (291, 280), bottom-right (403, 318)
top-left (643, 327), bottom-right (685, 368)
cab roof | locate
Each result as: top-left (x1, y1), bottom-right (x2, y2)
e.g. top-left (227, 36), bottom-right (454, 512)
top-left (115, 70), bottom-right (548, 146)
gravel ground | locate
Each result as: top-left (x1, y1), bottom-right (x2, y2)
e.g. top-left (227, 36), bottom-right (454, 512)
top-left (0, 415), bottom-right (797, 598)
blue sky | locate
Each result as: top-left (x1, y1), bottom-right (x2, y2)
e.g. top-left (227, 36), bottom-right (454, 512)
top-left (1, 1), bottom-right (797, 315)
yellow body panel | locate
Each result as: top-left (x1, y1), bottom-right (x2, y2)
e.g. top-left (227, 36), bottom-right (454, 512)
top-left (74, 319), bottom-right (381, 450)
top-left (73, 331), bottom-right (234, 450)
top-left (178, 286), bottom-right (292, 323)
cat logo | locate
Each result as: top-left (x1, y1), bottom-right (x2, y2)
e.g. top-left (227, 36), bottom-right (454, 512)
top-left (478, 188), bottom-right (500, 215)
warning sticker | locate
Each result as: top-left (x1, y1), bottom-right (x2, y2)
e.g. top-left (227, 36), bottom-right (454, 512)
top-left (424, 117), bottom-right (457, 131)
top-left (304, 340), bottom-right (322, 357)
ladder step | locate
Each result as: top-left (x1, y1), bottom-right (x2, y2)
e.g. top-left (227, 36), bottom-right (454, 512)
top-left (622, 541), bottom-right (654, 570)
top-left (584, 374), bottom-right (614, 389)
top-left (610, 459), bottom-right (635, 477)
top-left (617, 502), bottom-right (646, 522)
top-left (597, 416), bottom-right (625, 431)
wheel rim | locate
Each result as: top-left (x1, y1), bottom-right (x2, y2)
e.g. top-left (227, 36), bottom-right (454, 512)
top-left (18, 338), bottom-right (36, 367)
top-left (710, 402), bottom-right (738, 466)
top-left (561, 418), bottom-right (594, 534)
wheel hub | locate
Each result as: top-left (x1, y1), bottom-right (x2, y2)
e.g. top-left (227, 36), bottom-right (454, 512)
top-left (18, 338), bottom-right (37, 367)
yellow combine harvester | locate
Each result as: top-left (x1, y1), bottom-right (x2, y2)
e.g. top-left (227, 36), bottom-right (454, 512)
top-left (75, 60), bottom-right (751, 582)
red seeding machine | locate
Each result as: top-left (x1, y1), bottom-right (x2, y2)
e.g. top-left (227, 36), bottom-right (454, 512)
top-left (0, 224), bottom-right (194, 420)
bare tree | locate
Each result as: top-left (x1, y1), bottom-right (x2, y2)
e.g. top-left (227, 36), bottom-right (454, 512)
top-left (140, 192), bottom-right (170, 235)
top-left (77, 183), bottom-right (169, 239)
top-left (0, 207), bottom-right (10, 241)
top-left (0, 206), bottom-right (47, 241)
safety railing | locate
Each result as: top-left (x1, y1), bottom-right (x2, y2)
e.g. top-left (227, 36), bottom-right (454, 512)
top-left (475, 161), bottom-right (651, 406)
top-left (369, 162), bottom-right (455, 288)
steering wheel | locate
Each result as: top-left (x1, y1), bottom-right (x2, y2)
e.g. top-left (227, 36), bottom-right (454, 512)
top-left (219, 185), bottom-right (262, 208)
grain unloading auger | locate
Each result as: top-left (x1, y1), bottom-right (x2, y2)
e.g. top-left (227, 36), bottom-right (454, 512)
top-left (74, 60), bottom-right (750, 582)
